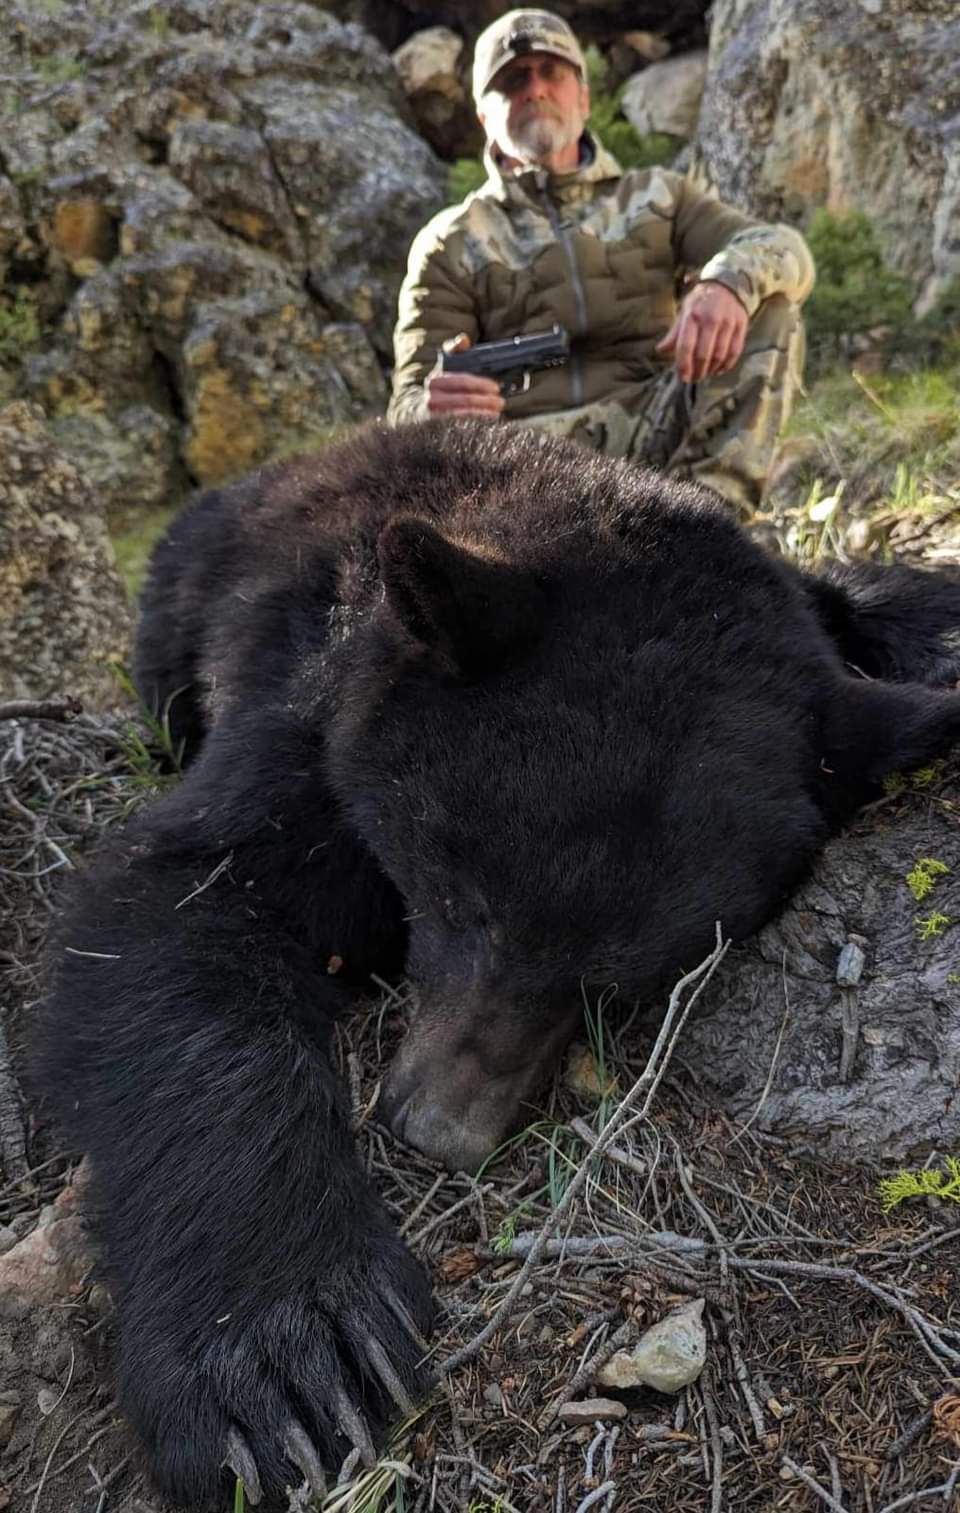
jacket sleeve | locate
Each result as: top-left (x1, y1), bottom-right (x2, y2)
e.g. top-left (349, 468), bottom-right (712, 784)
top-left (670, 173), bottom-right (815, 318)
top-left (388, 212), bottom-right (480, 425)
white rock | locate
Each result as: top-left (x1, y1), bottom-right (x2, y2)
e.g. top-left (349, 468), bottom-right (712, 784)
top-left (392, 27), bottom-right (463, 98)
top-left (622, 52), bottom-right (708, 140)
top-left (596, 1298), bottom-right (707, 1392)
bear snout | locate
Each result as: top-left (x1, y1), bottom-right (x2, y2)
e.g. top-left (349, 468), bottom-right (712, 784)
top-left (381, 1000), bottom-right (581, 1173)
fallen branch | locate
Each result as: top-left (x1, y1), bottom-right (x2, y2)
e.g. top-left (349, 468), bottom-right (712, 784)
top-left (0, 697), bottom-right (82, 723)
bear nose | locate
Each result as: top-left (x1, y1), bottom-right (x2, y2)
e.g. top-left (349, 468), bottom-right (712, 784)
top-left (383, 1084), bottom-right (500, 1175)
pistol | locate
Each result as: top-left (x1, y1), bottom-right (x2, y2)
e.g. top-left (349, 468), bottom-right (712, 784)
top-left (440, 324), bottom-right (570, 396)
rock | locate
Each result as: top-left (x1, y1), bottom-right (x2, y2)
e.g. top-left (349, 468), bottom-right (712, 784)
top-left (0, 0), bottom-right (445, 500)
top-left (596, 1299), bottom-right (707, 1392)
top-left (650, 770), bottom-right (960, 1160)
top-left (695, 0), bottom-right (960, 308)
top-left (621, 50), bottom-right (708, 140)
top-left (0, 1176), bottom-right (93, 1319)
top-left (391, 26), bottom-right (481, 159)
top-left (0, 402), bottom-right (131, 708)
top-left (623, 30), bottom-right (672, 63)
top-left (0, 1227), bottom-right (18, 1256)
top-left (558, 1397), bottom-right (629, 1426)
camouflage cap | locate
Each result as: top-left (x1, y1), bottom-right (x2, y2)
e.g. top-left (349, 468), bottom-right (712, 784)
top-left (472, 9), bottom-right (586, 101)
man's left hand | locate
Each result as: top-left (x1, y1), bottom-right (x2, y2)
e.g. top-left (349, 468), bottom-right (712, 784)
top-left (655, 282), bottom-right (748, 384)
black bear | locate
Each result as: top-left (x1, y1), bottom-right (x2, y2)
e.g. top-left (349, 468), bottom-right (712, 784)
top-left (33, 419), bottom-right (960, 1508)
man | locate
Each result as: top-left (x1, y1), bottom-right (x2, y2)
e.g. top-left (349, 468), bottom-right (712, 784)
top-left (388, 8), bottom-right (814, 517)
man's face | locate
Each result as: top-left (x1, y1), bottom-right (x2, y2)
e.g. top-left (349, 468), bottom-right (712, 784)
top-left (478, 53), bottom-right (589, 167)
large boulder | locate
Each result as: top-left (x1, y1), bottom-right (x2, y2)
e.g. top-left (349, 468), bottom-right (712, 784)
top-left (695, 0), bottom-right (960, 308)
top-left (621, 50), bottom-right (707, 140)
top-left (0, 402), bottom-right (131, 709)
top-left (0, 0), bottom-right (446, 503)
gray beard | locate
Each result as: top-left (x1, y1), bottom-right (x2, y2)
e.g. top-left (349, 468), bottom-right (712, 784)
top-left (502, 113), bottom-right (579, 165)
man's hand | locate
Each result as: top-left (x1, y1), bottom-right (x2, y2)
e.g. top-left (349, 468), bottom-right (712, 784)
top-left (655, 282), bottom-right (749, 385)
top-left (425, 334), bottom-right (505, 418)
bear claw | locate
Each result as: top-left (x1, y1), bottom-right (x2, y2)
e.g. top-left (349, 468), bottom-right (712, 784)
top-left (283, 1419), bottom-right (328, 1499)
top-left (224, 1425), bottom-right (263, 1505)
top-left (362, 1331), bottom-right (418, 1416)
top-left (333, 1384), bottom-right (377, 1467)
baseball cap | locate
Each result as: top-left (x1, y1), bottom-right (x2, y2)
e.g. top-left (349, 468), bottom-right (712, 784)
top-left (472, 9), bottom-right (587, 102)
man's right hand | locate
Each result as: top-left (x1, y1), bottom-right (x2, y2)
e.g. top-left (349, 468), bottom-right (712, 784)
top-left (425, 333), bottom-right (505, 418)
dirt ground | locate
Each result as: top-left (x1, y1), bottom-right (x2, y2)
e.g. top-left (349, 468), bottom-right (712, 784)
top-left (1, 693), bottom-right (959, 1513)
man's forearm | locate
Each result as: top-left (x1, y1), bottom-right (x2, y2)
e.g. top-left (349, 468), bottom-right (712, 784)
top-left (698, 225), bottom-right (815, 319)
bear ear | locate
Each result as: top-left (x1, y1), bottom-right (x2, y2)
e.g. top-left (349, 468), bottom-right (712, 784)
top-left (377, 517), bottom-right (545, 680)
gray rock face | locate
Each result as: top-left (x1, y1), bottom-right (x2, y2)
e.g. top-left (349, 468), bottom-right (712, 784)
top-left (0, 0), bottom-right (445, 499)
top-left (656, 780), bottom-right (960, 1162)
top-left (0, 402), bottom-right (131, 709)
top-left (696, 0), bottom-right (960, 308)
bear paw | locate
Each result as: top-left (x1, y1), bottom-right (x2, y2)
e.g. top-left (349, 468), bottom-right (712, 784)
top-left (121, 1235), bottom-right (433, 1508)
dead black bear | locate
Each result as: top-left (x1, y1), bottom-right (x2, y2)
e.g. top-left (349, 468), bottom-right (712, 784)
top-left (33, 419), bottom-right (960, 1508)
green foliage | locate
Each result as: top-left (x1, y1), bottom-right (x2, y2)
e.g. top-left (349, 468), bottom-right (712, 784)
top-left (878, 1155), bottom-right (960, 1213)
top-left (492, 1212), bottom-right (517, 1255)
top-left (446, 155), bottom-right (486, 205)
top-left (905, 858), bottom-right (949, 903)
top-left (804, 210), bottom-right (913, 360)
top-left (110, 664), bottom-right (185, 783)
top-left (584, 44), bottom-right (679, 171)
top-left (915, 912), bottom-right (951, 942)
top-left (233, 1478), bottom-right (245, 1513)
top-left (0, 293), bottom-right (40, 357)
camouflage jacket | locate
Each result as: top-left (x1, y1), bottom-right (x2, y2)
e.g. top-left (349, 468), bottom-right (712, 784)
top-left (388, 134), bottom-right (814, 425)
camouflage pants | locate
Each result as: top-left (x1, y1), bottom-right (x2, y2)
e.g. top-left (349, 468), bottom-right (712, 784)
top-left (524, 296), bottom-right (806, 518)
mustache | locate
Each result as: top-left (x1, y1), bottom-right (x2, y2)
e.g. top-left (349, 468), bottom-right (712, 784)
top-left (514, 103), bottom-right (564, 126)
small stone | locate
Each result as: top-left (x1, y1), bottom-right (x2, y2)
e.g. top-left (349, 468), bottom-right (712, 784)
top-left (482, 1383), bottom-right (503, 1409)
top-left (0, 1227), bottom-right (18, 1255)
top-left (558, 1398), bottom-right (628, 1426)
top-left (596, 1299), bottom-right (707, 1393)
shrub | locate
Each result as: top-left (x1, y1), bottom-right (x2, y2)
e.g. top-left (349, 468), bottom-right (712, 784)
top-left (803, 210), bottom-right (913, 364)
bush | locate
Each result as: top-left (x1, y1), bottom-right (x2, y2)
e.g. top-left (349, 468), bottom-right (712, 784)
top-left (803, 210), bottom-right (913, 363)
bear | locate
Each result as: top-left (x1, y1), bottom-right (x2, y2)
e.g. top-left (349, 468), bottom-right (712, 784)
top-left (32, 418), bottom-right (960, 1509)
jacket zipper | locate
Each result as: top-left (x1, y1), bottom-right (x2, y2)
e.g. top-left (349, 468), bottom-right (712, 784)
top-left (535, 172), bottom-right (586, 409)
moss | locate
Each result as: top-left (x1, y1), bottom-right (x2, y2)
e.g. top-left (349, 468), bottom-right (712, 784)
top-left (878, 1156), bottom-right (960, 1213)
top-left (0, 293), bottom-right (40, 358)
top-left (905, 858), bottom-right (949, 903)
top-left (915, 912), bottom-right (951, 942)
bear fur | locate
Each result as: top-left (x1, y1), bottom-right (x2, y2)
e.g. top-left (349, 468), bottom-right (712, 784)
top-left (33, 419), bottom-right (960, 1508)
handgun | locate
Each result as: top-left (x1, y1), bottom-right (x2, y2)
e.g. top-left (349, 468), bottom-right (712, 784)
top-left (439, 324), bottom-right (570, 396)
